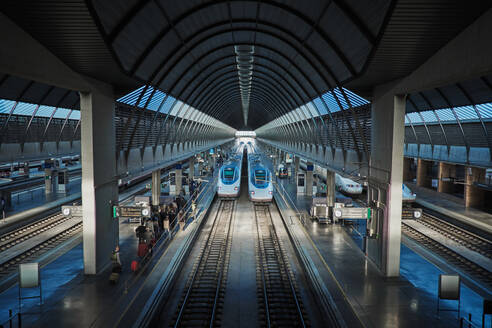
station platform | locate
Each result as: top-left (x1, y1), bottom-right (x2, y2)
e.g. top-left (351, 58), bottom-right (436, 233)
top-left (3, 177), bottom-right (81, 218)
top-left (407, 182), bottom-right (492, 236)
top-left (0, 174), bottom-right (215, 328)
top-left (274, 177), bottom-right (489, 328)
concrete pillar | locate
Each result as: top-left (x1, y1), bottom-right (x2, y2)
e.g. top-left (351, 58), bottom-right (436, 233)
top-left (465, 166), bottom-right (485, 208)
top-left (80, 90), bottom-right (118, 275)
top-left (189, 157), bottom-right (195, 178)
top-left (151, 169), bottom-right (161, 206)
top-left (416, 159), bottom-right (432, 188)
top-left (306, 162), bottom-right (313, 197)
top-left (367, 91), bottom-right (405, 277)
top-left (437, 162), bottom-right (455, 194)
top-left (326, 169), bottom-right (335, 207)
top-left (402, 157), bottom-right (413, 182)
top-left (294, 156), bottom-right (300, 178)
top-left (175, 164), bottom-right (183, 195)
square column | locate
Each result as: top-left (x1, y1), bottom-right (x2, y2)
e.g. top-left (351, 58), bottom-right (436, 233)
top-left (402, 157), bottom-right (414, 182)
top-left (80, 90), bottom-right (118, 275)
top-left (416, 159), bottom-right (432, 188)
top-left (465, 166), bottom-right (485, 208)
top-left (437, 162), bottom-right (455, 194)
top-left (189, 157), bottom-right (195, 178)
top-left (152, 169), bottom-right (161, 206)
top-left (368, 92), bottom-right (405, 277)
top-left (294, 156), bottom-right (300, 178)
top-left (175, 164), bottom-right (183, 195)
top-left (306, 162), bottom-right (314, 196)
top-left (326, 169), bottom-right (335, 207)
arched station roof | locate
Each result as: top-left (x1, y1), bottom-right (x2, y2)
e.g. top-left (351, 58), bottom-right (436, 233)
top-left (1, 1), bottom-right (491, 130)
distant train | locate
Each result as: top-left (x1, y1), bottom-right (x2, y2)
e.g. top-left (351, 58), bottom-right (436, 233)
top-left (335, 173), bottom-right (363, 195)
top-left (247, 145), bottom-right (273, 202)
top-left (217, 145), bottom-right (244, 198)
top-left (301, 160), bottom-right (417, 202)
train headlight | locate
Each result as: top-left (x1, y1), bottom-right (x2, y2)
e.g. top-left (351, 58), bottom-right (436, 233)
top-left (334, 209), bottom-right (343, 218)
top-left (234, 187), bottom-right (238, 191)
top-left (141, 208), bottom-right (150, 217)
top-left (62, 207), bottom-right (71, 216)
top-left (413, 210), bottom-right (422, 219)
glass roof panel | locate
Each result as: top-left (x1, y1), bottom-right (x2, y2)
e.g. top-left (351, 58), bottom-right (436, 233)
top-left (0, 99), bottom-right (16, 113)
top-left (407, 112), bottom-right (422, 123)
top-left (435, 108), bottom-right (455, 121)
top-left (117, 85), bottom-right (145, 106)
top-left (36, 105), bottom-right (56, 118)
top-left (137, 86), bottom-right (154, 108)
top-left (53, 108), bottom-right (71, 119)
top-left (13, 102), bottom-right (37, 116)
top-left (69, 110), bottom-right (81, 120)
top-left (420, 110), bottom-right (438, 122)
top-left (313, 97), bottom-right (328, 115)
top-left (476, 103), bottom-right (492, 118)
top-left (454, 105), bottom-right (478, 120)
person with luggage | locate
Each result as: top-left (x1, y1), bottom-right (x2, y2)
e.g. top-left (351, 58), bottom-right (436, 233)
top-left (109, 245), bottom-right (122, 284)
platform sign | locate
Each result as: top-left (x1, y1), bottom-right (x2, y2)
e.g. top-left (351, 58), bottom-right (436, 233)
top-left (438, 274), bottom-right (460, 300)
top-left (61, 205), bottom-right (83, 217)
top-left (306, 164), bottom-right (314, 171)
top-left (113, 206), bottom-right (151, 219)
top-left (334, 207), bottom-right (370, 219)
top-left (19, 262), bottom-right (40, 288)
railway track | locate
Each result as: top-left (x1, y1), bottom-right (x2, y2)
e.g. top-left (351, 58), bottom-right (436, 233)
top-left (172, 199), bottom-right (235, 327)
top-left (416, 212), bottom-right (492, 259)
top-left (0, 220), bottom-right (82, 278)
top-left (353, 199), bottom-right (492, 288)
top-left (0, 213), bottom-right (72, 251)
top-left (402, 223), bottom-right (492, 287)
top-left (254, 204), bottom-right (308, 328)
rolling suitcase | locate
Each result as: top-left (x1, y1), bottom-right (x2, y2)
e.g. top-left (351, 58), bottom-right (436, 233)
top-left (109, 272), bottom-right (119, 284)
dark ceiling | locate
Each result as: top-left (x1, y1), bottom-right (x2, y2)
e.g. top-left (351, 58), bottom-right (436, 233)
top-left (1, 1), bottom-right (491, 129)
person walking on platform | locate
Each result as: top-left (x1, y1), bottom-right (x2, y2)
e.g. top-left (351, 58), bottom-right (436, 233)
top-left (0, 196), bottom-right (6, 222)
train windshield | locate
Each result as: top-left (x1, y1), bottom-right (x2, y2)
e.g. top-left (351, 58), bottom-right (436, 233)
top-left (223, 167), bottom-right (235, 181)
top-left (254, 169), bottom-right (268, 185)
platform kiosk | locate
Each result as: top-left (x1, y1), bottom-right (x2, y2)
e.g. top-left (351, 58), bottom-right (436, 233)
top-left (296, 173), bottom-right (305, 194)
top-left (57, 169), bottom-right (69, 193)
top-left (44, 168), bottom-right (57, 194)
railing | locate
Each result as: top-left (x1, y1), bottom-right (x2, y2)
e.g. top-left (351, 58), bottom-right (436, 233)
top-left (273, 179), bottom-right (305, 224)
top-left (459, 313), bottom-right (481, 328)
top-left (0, 309), bottom-right (21, 328)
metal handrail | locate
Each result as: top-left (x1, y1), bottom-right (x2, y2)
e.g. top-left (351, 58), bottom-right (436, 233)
top-left (273, 180), bottom-right (304, 219)
top-left (0, 309), bottom-right (21, 328)
top-left (459, 314), bottom-right (480, 328)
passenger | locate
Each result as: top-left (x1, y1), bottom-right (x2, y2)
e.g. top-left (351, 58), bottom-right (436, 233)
top-left (177, 210), bottom-right (185, 223)
top-left (143, 226), bottom-right (153, 244)
top-left (111, 245), bottom-right (122, 272)
top-left (0, 196), bottom-right (5, 220)
top-left (135, 224), bottom-right (146, 243)
top-left (153, 216), bottom-right (160, 238)
top-left (190, 200), bottom-right (197, 221)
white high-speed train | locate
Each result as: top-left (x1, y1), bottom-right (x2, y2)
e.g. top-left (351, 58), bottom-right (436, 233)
top-left (217, 145), bottom-right (244, 198)
top-left (301, 160), bottom-right (416, 202)
top-left (247, 144), bottom-right (273, 202)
